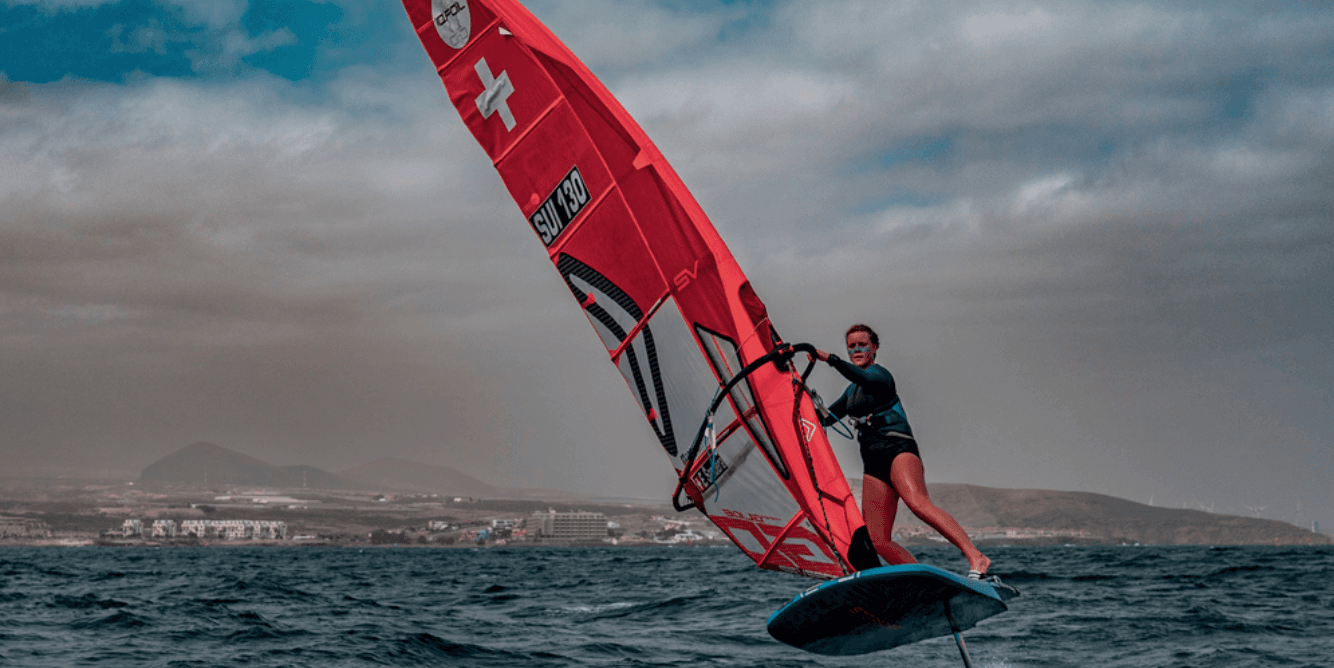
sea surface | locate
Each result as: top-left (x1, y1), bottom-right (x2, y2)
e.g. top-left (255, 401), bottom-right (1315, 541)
top-left (1, 544), bottom-right (1330, 667)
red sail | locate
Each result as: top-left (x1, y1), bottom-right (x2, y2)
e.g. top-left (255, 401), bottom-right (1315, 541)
top-left (405, 0), bottom-right (871, 579)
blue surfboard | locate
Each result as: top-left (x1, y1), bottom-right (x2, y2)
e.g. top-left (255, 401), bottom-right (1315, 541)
top-left (767, 564), bottom-right (1019, 656)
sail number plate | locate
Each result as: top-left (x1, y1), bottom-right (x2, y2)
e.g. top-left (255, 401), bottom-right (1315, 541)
top-left (529, 166), bottom-right (591, 246)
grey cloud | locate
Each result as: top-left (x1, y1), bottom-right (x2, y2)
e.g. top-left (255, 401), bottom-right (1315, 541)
top-left (0, 72), bottom-right (625, 480)
top-left (160, 0), bottom-right (250, 29)
top-left (3, 1), bottom-right (1331, 522)
top-left (597, 0), bottom-right (1334, 518)
top-left (524, 0), bottom-right (748, 74)
top-left (185, 28), bottom-right (298, 74)
top-left (616, 1), bottom-right (1334, 236)
top-left (107, 19), bottom-right (175, 56)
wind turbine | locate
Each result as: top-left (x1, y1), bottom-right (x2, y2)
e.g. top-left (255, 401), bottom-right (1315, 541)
top-left (1245, 504), bottom-right (1268, 518)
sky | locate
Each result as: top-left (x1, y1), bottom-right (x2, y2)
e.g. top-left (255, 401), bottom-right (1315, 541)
top-left (2, 0), bottom-right (1331, 528)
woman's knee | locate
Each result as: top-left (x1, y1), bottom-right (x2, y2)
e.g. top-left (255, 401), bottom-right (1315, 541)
top-left (901, 493), bottom-right (936, 517)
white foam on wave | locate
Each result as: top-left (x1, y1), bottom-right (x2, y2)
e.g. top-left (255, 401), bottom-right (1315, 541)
top-left (551, 601), bottom-right (638, 615)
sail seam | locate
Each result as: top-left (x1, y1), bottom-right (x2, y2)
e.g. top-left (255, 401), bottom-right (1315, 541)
top-left (609, 293), bottom-right (669, 364)
top-left (423, 16), bottom-right (501, 73)
top-left (756, 512), bottom-right (809, 570)
top-left (546, 185), bottom-right (618, 257)
top-left (490, 97), bottom-right (563, 167)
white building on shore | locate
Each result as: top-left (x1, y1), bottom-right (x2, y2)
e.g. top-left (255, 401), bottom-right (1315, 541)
top-left (151, 519), bottom-right (177, 538)
top-left (530, 509), bottom-right (608, 540)
top-left (122, 519), bottom-right (144, 538)
top-left (178, 519), bottom-right (287, 540)
top-left (0, 517), bottom-right (51, 538)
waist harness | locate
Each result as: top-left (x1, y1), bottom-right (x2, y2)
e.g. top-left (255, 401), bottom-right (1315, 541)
top-left (850, 401), bottom-right (914, 440)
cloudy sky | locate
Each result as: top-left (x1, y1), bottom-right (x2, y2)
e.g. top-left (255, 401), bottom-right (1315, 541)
top-left (2, 0), bottom-right (1330, 527)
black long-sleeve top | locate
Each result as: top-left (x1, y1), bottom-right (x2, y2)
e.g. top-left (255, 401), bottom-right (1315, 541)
top-left (821, 354), bottom-right (914, 442)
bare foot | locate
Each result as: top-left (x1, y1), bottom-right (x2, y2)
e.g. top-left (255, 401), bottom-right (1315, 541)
top-left (968, 553), bottom-right (992, 576)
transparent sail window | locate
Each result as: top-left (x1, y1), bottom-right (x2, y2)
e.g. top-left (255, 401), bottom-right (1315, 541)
top-left (693, 325), bottom-right (788, 479)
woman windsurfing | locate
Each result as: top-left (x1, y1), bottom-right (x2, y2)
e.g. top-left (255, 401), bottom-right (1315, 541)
top-left (814, 324), bottom-right (991, 578)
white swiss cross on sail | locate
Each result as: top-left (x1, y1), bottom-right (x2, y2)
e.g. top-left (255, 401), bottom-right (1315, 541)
top-left (473, 57), bottom-right (515, 130)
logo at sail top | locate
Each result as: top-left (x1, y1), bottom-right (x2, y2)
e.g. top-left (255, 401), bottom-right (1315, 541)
top-left (432, 0), bottom-right (471, 49)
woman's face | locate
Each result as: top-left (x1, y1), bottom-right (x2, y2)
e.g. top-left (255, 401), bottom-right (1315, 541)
top-left (846, 330), bottom-right (877, 368)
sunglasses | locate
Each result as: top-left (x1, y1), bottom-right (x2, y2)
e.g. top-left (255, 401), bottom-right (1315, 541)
top-left (847, 343), bottom-right (873, 354)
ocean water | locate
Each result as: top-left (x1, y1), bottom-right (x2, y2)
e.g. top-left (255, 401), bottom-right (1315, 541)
top-left (1, 544), bottom-right (1330, 667)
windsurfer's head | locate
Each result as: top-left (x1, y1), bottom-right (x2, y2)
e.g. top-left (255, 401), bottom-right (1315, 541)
top-left (845, 324), bottom-right (879, 368)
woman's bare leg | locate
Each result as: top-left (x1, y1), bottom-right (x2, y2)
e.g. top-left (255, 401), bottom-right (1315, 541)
top-left (889, 453), bottom-right (991, 575)
top-left (861, 474), bottom-right (918, 565)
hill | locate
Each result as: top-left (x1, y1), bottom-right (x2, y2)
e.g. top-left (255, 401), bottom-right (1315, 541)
top-left (869, 482), bottom-right (1328, 546)
top-left (338, 458), bottom-right (497, 497)
top-left (138, 442), bottom-right (361, 490)
top-left (137, 444), bottom-right (563, 499)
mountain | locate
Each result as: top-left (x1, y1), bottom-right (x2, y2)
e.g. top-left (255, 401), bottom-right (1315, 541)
top-left (139, 444), bottom-right (511, 497)
top-left (138, 442), bottom-right (360, 490)
top-left (856, 481), bottom-right (1328, 545)
top-left (338, 458), bottom-right (497, 497)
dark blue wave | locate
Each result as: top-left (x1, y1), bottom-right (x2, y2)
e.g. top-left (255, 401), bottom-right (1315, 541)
top-left (49, 594), bottom-right (128, 609)
top-left (0, 544), bottom-right (1331, 666)
top-left (70, 609), bottom-right (149, 629)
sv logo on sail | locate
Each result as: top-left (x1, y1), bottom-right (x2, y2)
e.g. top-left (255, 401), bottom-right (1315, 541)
top-left (529, 166), bottom-right (591, 246)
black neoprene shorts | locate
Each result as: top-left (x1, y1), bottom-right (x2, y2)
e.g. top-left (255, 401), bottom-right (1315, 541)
top-left (861, 435), bottom-right (921, 482)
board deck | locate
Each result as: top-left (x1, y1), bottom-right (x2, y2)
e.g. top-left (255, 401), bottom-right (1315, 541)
top-left (767, 564), bottom-right (1020, 656)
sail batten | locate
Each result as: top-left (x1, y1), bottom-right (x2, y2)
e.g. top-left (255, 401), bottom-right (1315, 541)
top-left (406, 0), bottom-right (875, 580)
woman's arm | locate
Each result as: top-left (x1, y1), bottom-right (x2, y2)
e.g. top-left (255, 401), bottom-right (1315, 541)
top-left (825, 354), bottom-right (894, 393)
top-left (821, 391), bottom-right (848, 426)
